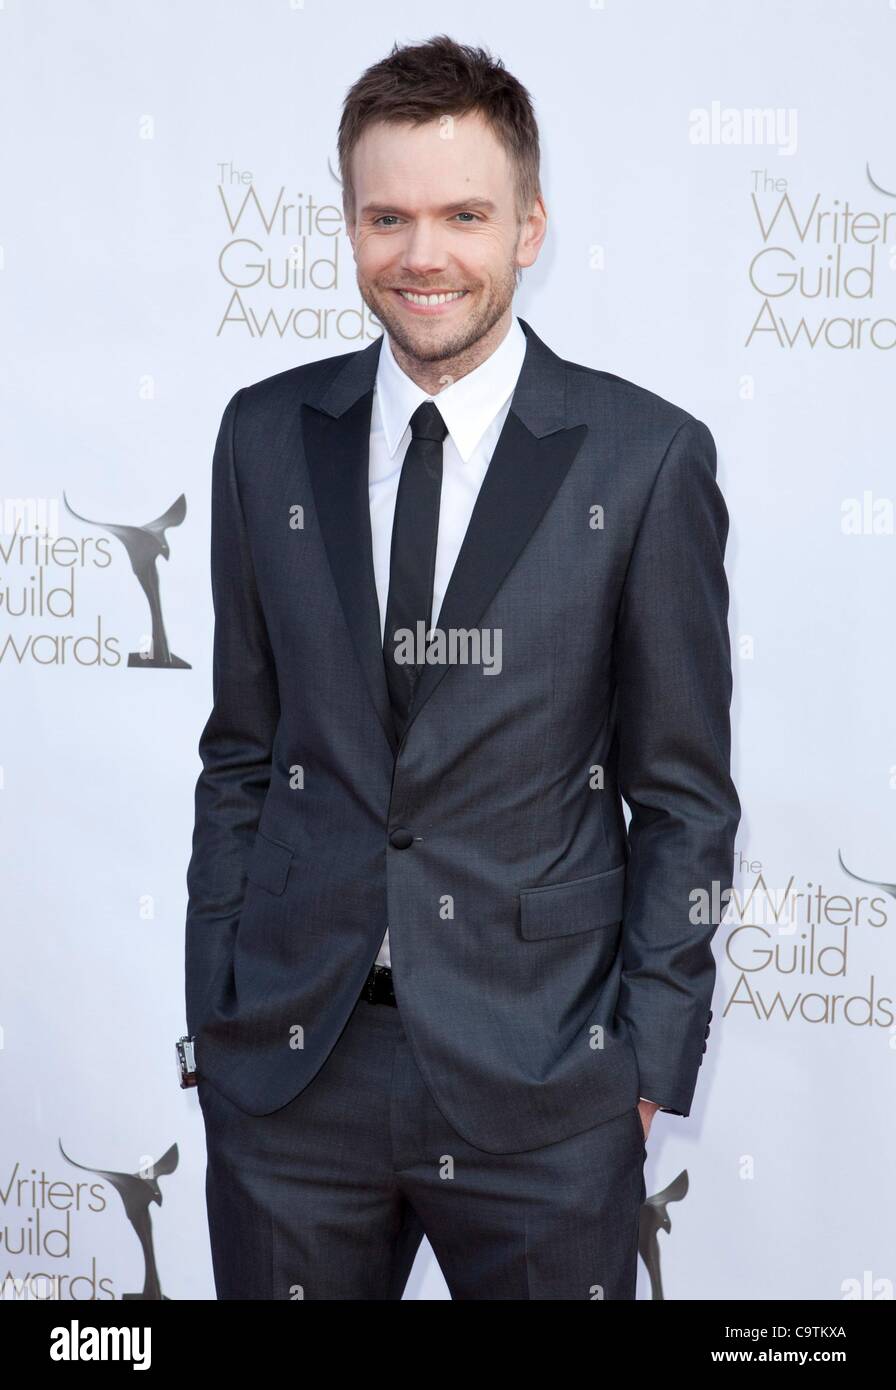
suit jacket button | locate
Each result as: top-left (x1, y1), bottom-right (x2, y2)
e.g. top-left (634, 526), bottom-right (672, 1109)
top-left (389, 827), bottom-right (414, 850)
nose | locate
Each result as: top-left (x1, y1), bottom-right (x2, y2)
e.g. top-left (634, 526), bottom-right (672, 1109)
top-left (400, 218), bottom-right (449, 278)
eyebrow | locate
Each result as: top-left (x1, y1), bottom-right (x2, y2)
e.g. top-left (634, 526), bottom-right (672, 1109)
top-left (360, 197), bottom-right (498, 218)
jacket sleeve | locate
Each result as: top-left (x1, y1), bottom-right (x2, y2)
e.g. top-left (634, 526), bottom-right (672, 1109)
top-left (613, 416), bottom-right (740, 1116)
top-left (184, 388), bottom-right (280, 1038)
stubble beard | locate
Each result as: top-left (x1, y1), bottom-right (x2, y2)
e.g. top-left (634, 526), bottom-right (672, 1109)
top-left (357, 259), bottom-right (519, 368)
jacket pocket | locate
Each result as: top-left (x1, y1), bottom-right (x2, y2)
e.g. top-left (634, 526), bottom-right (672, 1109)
top-left (245, 831), bottom-right (294, 896)
top-left (518, 863), bottom-right (625, 941)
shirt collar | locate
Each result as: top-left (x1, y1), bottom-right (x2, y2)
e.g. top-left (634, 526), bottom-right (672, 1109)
top-left (374, 315), bottom-right (528, 463)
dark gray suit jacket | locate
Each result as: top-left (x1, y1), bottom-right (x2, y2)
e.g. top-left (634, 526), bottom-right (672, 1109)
top-left (185, 318), bottom-right (740, 1154)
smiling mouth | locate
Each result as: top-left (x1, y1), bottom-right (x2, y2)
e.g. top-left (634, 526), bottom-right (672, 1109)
top-left (393, 288), bottom-right (469, 308)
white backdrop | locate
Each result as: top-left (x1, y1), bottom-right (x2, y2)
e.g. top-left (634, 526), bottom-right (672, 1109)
top-left (2, 0), bottom-right (894, 1301)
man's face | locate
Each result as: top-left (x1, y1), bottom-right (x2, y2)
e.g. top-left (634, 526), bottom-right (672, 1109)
top-left (346, 111), bottom-right (543, 365)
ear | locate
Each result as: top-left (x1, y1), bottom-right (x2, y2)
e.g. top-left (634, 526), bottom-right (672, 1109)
top-left (516, 194), bottom-right (548, 270)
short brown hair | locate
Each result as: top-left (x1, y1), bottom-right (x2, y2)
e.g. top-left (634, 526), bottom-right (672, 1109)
top-left (338, 34), bottom-right (541, 229)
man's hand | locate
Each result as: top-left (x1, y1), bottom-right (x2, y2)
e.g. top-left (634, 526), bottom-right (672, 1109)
top-left (637, 1098), bottom-right (660, 1141)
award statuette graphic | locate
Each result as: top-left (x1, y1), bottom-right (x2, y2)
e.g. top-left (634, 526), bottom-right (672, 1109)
top-left (838, 850), bottom-right (896, 902)
top-left (62, 491), bottom-right (191, 668)
top-left (866, 162), bottom-right (896, 197)
top-left (59, 1139), bottom-right (179, 1300)
top-left (638, 1170), bottom-right (689, 1301)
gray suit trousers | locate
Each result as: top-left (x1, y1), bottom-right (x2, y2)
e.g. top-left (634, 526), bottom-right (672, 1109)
top-left (198, 993), bottom-right (647, 1300)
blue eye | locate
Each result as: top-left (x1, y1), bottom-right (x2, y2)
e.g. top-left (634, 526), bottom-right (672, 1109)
top-left (372, 212), bottom-right (481, 227)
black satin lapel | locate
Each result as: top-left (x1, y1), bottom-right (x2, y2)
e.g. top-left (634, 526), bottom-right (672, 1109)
top-left (301, 395), bottom-right (398, 756)
top-left (403, 412), bottom-right (589, 737)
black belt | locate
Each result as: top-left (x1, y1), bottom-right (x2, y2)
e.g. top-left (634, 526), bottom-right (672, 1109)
top-left (359, 963), bottom-right (396, 1006)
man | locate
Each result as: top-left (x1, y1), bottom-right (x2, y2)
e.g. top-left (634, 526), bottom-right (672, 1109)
top-left (185, 35), bottom-right (740, 1300)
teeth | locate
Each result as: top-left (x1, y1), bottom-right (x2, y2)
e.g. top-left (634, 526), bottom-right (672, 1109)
top-left (399, 290), bottom-right (466, 305)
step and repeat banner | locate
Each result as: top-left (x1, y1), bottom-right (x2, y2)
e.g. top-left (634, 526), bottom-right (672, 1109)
top-left (2, 0), bottom-right (893, 1301)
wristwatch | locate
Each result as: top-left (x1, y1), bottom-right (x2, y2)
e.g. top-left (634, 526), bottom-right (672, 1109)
top-left (176, 1035), bottom-right (198, 1088)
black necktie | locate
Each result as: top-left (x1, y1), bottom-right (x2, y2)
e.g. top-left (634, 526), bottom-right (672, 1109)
top-left (382, 400), bottom-right (447, 742)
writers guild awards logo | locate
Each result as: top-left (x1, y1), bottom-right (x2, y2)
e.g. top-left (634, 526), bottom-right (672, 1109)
top-left (636, 1171), bottom-right (689, 1301)
top-left (59, 1140), bottom-right (178, 1300)
top-left (62, 492), bottom-right (191, 668)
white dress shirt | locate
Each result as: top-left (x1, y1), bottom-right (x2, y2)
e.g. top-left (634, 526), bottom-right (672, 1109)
top-left (370, 316), bottom-right (527, 969)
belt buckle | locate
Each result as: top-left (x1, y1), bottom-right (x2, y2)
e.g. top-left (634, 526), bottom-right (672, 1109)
top-left (365, 963), bottom-right (395, 1006)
